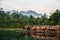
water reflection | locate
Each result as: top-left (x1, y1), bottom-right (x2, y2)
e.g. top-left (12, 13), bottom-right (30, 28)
top-left (0, 29), bottom-right (60, 40)
top-left (25, 31), bottom-right (60, 40)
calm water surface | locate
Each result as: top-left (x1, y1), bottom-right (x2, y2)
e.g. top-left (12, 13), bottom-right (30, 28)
top-left (0, 30), bottom-right (60, 40)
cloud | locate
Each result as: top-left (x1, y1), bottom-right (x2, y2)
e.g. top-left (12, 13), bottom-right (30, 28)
top-left (2, 0), bottom-right (60, 15)
top-left (2, 1), bottom-right (20, 8)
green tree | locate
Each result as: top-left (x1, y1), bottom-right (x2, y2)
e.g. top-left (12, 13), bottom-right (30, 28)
top-left (29, 15), bottom-right (35, 25)
top-left (0, 8), bottom-right (5, 28)
top-left (40, 13), bottom-right (48, 25)
top-left (48, 10), bottom-right (60, 25)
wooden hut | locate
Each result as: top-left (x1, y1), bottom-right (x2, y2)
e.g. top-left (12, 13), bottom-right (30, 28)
top-left (23, 25), bottom-right (60, 39)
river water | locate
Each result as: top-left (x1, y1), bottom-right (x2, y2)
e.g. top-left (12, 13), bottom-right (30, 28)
top-left (0, 30), bottom-right (60, 40)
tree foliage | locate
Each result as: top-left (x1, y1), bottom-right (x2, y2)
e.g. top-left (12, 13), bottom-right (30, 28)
top-left (0, 8), bottom-right (60, 28)
top-left (48, 10), bottom-right (60, 25)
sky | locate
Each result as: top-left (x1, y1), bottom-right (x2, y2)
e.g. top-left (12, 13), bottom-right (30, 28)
top-left (0, 0), bottom-right (60, 15)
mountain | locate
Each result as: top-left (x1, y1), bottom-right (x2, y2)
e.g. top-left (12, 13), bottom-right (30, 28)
top-left (20, 10), bottom-right (42, 18)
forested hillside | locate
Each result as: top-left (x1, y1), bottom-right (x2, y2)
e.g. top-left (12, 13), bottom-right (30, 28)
top-left (0, 8), bottom-right (60, 28)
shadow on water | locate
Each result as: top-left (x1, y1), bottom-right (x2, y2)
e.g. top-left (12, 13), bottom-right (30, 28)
top-left (0, 30), bottom-right (38, 40)
top-left (0, 30), bottom-right (60, 40)
top-left (0, 30), bottom-right (25, 40)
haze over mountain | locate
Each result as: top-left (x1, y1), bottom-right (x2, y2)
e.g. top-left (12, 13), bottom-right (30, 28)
top-left (20, 10), bottom-right (42, 18)
top-left (5, 9), bottom-right (48, 18)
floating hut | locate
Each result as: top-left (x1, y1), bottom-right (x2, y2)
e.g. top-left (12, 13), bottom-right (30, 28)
top-left (23, 25), bottom-right (60, 39)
